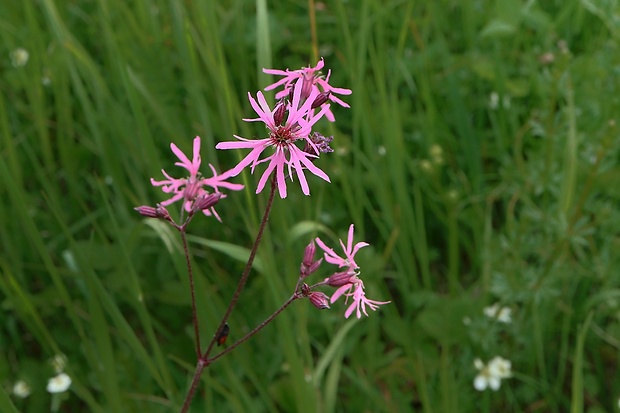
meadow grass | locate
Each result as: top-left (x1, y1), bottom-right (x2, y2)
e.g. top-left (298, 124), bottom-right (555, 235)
top-left (1, 0), bottom-right (620, 412)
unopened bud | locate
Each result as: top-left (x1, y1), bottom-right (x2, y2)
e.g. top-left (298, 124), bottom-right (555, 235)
top-left (302, 242), bottom-right (316, 266)
top-left (300, 241), bottom-right (323, 278)
top-left (301, 78), bottom-right (314, 100)
top-left (273, 101), bottom-right (287, 126)
top-left (308, 291), bottom-right (330, 310)
top-left (135, 205), bottom-right (172, 222)
top-left (326, 270), bottom-right (356, 287)
top-left (192, 193), bottom-right (222, 213)
top-left (311, 92), bottom-right (330, 109)
top-left (300, 258), bottom-right (323, 278)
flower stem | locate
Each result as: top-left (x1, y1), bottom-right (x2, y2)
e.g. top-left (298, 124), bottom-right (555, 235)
top-left (180, 229), bottom-right (201, 358)
top-left (209, 293), bottom-right (299, 363)
top-left (204, 176), bottom-right (277, 357)
top-left (179, 358), bottom-right (207, 413)
top-left (180, 177), bottom-right (278, 412)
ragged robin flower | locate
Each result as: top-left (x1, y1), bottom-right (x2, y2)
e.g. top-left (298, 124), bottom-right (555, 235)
top-left (263, 58), bottom-right (352, 122)
top-left (150, 136), bottom-right (243, 221)
top-left (216, 79), bottom-right (331, 198)
top-left (315, 224), bottom-right (390, 319)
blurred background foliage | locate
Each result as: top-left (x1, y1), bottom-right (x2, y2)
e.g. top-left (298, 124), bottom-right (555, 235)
top-left (1, 0), bottom-right (620, 412)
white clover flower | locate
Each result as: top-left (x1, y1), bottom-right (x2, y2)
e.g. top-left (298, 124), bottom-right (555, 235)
top-left (483, 303), bottom-right (512, 323)
top-left (473, 356), bottom-right (512, 391)
top-left (50, 354), bottom-right (67, 373)
top-left (12, 380), bottom-right (31, 398)
top-left (10, 48), bottom-right (29, 67)
top-left (46, 373), bottom-right (71, 393)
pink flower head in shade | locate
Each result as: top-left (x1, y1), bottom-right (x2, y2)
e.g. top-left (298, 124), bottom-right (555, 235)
top-left (263, 58), bottom-right (352, 122)
top-left (150, 136), bottom-right (244, 220)
top-left (215, 79), bottom-right (331, 198)
top-left (330, 276), bottom-right (390, 319)
top-left (315, 224), bottom-right (369, 270)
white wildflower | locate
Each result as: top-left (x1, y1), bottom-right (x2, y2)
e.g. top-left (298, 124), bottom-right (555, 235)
top-left (12, 380), bottom-right (31, 398)
top-left (483, 303), bottom-right (512, 323)
top-left (10, 48), bottom-right (29, 67)
top-left (473, 356), bottom-right (512, 391)
top-left (46, 373), bottom-right (71, 393)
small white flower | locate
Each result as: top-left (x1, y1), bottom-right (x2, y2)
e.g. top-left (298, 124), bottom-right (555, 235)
top-left (12, 380), bottom-right (31, 398)
top-left (46, 373), bottom-right (71, 393)
top-left (473, 358), bottom-right (500, 391)
top-left (377, 145), bottom-right (386, 156)
top-left (10, 48), bottom-right (29, 67)
top-left (473, 356), bottom-right (512, 391)
top-left (483, 303), bottom-right (512, 323)
top-left (50, 354), bottom-right (67, 373)
top-left (489, 356), bottom-right (512, 379)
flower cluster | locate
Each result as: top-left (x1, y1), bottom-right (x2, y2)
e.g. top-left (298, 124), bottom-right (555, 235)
top-left (263, 58), bottom-right (352, 122)
top-left (11, 354), bottom-right (72, 400)
top-left (137, 136), bottom-right (244, 222)
top-left (473, 356), bottom-right (512, 391)
top-left (216, 58), bottom-right (350, 198)
top-left (136, 61), bottom-right (388, 327)
top-left (483, 303), bottom-right (512, 324)
top-left (301, 225), bottom-right (390, 319)
top-left (47, 354), bottom-right (72, 394)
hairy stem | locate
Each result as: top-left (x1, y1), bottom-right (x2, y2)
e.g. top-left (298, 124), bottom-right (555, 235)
top-left (204, 177), bottom-right (277, 357)
top-left (180, 177), bottom-right (278, 412)
top-left (209, 294), bottom-right (299, 363)
top-left (179, 358), bottom-right (207, 413)
top-left (180, 228), bottom-right (201, 358)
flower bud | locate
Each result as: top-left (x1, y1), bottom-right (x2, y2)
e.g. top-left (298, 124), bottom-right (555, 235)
top-left (308, 291), bottom-right (330, 310)
top-left (300, 258), bottom-right (323, 279)
top-left (302, 241), bottom-right (316, 267)
top-left (135, 205), bottom-right (172, 222)
top-left (273, 100), bottom-right (287, 126)
top-left (311, 92), bottom-right (330, 109)
top-left (192, 192), bottom-right (222, 213)
top-left (326, 270), bottom-right (356, 287)
top-left (300, 241), bottom-right (323, 278)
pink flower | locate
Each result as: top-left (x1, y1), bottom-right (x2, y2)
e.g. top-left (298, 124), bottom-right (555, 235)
top-left (263, 58), bottom-right (352, 122)
top-left (331, 277), bottom-right (390, 319)
top-left (215, 80), bottom-right (331, 198)
top-left (150, 136), bottom-right (244, 220)
top-left (316, 224), bottom-right (390, 318)
top-left (315, 224), bottom-right (369, 270)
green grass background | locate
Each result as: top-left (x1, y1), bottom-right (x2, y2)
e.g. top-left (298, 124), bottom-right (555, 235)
top-left (2, 0), bottom-right (620, 412)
